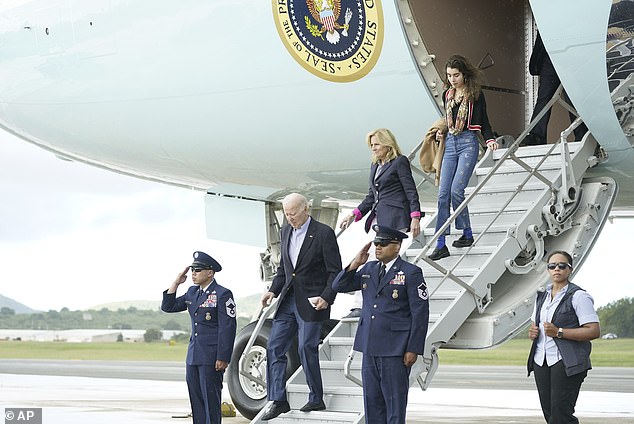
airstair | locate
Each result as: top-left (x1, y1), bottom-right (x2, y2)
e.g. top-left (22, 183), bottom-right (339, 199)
top-left (245, 90), bottom-right (618, 424)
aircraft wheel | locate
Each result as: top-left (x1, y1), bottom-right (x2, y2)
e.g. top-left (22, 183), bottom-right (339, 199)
top-left (227, 320), bottom-right (299, 420)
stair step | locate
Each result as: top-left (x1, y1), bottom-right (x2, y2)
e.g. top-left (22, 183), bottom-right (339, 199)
top-left (466, 189), bottom-right (550, 212)
top-left (427, 289), bottom-right (463, 301)
top-left (468, 203), bottom-right (528, 214)
top-left (407, 245), bottom-right (495, 257)
top-left (306, 361), bottom-right (363, 386)
top-left (326, 337), bottom-right (356, 360)
top-left (476, 163), bottom-right (561, 177)
top-left (413, 266), bottom-right (478, 278)
top-left (270, 410), bottom-right (362, 424)
top-left (320, 360), bottom-right (361, 370)
top-left (467, 180), bottom-right (548, 195)
top-left (287, 384), bottom-right (364, 414)
top-left (494, 142), bottom-right (582, 160)
top-left (422, 223), bottom-right (509, 236)
top-left (327, 337), bottom-right (355, 346)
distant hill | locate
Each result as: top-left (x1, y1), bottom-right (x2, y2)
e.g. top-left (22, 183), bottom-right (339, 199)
top-left (89, 300), bottom-right (161, 311)
top-left (0, 294), bottom-right (39, 314)
top-left (90, 294), bottom-right (261, 314)
top-left (0, 294), bottom-right (260, 315)
top-left (0, 293), bottom-right (262, 332)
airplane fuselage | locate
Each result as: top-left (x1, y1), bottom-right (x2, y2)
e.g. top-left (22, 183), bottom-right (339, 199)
top-left (0, 0), bottom-right (632, 205)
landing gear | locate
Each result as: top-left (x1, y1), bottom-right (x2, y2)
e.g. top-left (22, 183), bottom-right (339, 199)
top-left (227, 319), bottom-right (339, 419)
top-left (227, 321), bottom-right (299, 420)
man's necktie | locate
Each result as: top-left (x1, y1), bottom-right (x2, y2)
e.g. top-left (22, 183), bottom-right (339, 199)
top-left (379, 263), bottom-right (386, 280)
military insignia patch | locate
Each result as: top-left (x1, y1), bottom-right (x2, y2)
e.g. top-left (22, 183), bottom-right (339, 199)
top-left (226, 298), bottom-right (237, 318)
top-left (417, 282), bottom-right (428, 300)
top-left (273, 0), bottom-right (384, 82)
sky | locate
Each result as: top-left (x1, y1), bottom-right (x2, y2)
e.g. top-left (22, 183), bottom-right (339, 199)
top-left (0, 130), bottom-right (264, 311)
top-left (0, 130), bottom-right (631, 313)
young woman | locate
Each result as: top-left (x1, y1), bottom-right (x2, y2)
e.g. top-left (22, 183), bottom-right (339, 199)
top-left (429, 55), bottom-right (499, 261)
top-left (527, 250), bottom-right (600, 423)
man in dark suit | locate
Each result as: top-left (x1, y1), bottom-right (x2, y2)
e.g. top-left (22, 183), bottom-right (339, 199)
top-left (162, 251), bottom-right (237, 424)
top-left (524, 32), bottom-right (587, 146)
top-left (332, 225), bottom-right (429, 424)
top-left (259, 193), bottom-right (342, 420)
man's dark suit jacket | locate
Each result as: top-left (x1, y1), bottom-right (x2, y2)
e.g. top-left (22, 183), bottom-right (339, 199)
top-left (269, 217), bottom-right (342, 322)
top-left (356, 155), bottom-right (421, 233)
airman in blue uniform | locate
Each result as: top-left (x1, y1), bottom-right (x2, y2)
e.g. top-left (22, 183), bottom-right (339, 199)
top-left (332, 226), bottom-right (429, 424)
top-left (162, 251), bottom-right (237, 424)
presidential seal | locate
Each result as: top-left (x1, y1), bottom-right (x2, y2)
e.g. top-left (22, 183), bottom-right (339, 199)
top-left (273, 0), bottom-right (384, 82)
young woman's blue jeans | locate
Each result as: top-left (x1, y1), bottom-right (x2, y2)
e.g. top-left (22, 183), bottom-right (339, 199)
top-left (435, 130), bottom-right (479, 240)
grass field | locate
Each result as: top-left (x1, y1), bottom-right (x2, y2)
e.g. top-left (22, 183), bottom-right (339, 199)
top-left (1, 338), bottom-right (632, 366)
top-left (438, 338), bottom-right (634, 367)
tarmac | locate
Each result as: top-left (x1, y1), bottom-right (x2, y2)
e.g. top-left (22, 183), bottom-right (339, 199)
top-left (1, 362), bottom-right (633, 423)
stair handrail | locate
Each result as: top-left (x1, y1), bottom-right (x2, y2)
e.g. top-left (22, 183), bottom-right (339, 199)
top-left (343, 347), bottom-right (363, 387)
top-left (237, 297), bottom-right (278, 387)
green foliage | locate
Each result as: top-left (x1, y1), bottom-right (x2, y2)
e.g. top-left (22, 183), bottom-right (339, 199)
top-left (1, 338), bottom-right (632, 365)
top-left (170, 332), bottom-right (191, 343)
top-left (438, 338), bottom-right (634, 367)
top-left (0, 306), bottom-right (190, 331)
top-left (143, 328), bottom-right (163, 343)
top-left (0, 341), bottom-right (188, 361)
top-left (0, 307), bottom-right (15, 316)
top-left (164, 319), bottom-right (183, 331)
top-left (597, 297), bottom-right (634, 338)
top-left (305, 16), bottom-right (324, 39)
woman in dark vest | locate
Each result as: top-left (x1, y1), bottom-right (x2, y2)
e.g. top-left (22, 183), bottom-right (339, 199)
top-left (527, 250), bottom-right (600, 424)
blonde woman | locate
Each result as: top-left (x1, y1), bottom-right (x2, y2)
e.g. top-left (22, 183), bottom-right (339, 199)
top-left (341, 128), bottom-right (421, 238)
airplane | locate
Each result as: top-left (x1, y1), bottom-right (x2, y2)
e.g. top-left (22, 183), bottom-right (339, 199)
top-left (0, 0), bottom-right (631, 422)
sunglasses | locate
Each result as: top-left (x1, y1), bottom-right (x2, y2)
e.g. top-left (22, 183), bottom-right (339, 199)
top-left (547, 262), bottom-right (571, 271)
top-left (190, 267), bottom-right (211, 273)
top-left (373, 240), bottom-right (399, 247)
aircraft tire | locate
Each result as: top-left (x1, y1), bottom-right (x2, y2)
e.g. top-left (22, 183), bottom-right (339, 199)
top-left (227, 318), bottom-right (340, 419)
top-left (227, 320), bottom-right (300, 420)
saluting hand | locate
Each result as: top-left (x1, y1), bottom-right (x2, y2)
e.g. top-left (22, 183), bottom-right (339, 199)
top-left (167, 266), bottom-right (190, 294)
top-left (348, 242), bottom-right (372, 270)
top-left (175, 266), bottom-right (189, 285)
